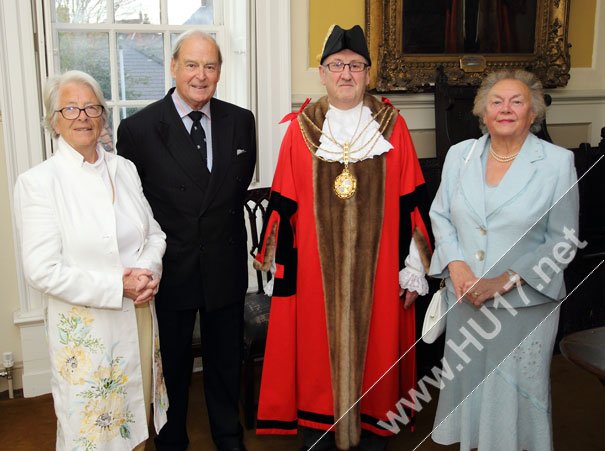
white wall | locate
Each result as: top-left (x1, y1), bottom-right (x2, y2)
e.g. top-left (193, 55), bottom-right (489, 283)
top-left (0, 115), bottom-right (24, 394)
top-left (1, 0), bottom-right (50, 397)
top-left (548, 0), bottom-right (605, 148)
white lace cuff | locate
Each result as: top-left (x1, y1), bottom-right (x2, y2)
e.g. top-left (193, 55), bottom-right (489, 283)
top-left (264, 277), bottom-right (274, 297)
top-left (263, 260), bottom-right (276, 296)
top-left (399, 267), bottom-right (429, 296)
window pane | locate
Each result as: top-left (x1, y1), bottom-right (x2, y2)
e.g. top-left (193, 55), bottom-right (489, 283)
top-left (170, 31), bottom-right (216, 52)
top-left (54, 0), bottom-right (107, 24)
top-left (100, 107), bottom-right (114, 152)
top-left (58, 32), bottom-right (111, 100)
top-left (167, 0), bottom-right (214, 25)
top-left (117, 33), bottom-right (165, 100)
top-left (114, 0), bottom-right (160, 24)
top-left (120, 107), bottom-right (144, 120)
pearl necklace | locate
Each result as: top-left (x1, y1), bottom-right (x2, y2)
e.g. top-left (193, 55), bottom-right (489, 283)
top-left (489, 145), bottom-right (519, 163)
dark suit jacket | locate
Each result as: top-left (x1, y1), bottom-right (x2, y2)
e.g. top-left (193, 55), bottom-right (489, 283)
top-left (117, 88), bottom-right (257, 311)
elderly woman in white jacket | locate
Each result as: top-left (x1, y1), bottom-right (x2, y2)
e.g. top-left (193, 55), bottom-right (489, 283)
top-left (14, 70), bottom-right (168, 450)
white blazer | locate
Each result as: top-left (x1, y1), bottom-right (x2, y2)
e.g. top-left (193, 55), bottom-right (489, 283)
top-left (429, 133), bottom-right (580, 308)
top-left (14, 137), bottom-right (168, 450)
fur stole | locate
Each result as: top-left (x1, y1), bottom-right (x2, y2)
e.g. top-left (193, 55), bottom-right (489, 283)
top-left (299, 95), bottom-right (398, 449)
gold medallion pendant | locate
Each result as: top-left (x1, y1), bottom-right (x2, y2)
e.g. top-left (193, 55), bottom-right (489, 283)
top-left (334, 166), bottom-right (357, 199)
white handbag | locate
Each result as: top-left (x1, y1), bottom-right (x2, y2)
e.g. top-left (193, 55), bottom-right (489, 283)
top-left (421, 281), bottom-right (447, 344)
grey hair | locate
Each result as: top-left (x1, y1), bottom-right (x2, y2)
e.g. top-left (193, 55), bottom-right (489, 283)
top-left (43, 70), bottom-right (108, 139)
top-left (172, 30), bottom-right (223, 65)
top-left (472, 69), bottom-right (546, 134)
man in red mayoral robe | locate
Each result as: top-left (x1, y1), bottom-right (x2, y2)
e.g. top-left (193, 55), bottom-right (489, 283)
top-left (255, 24), bottom-right (432, 451)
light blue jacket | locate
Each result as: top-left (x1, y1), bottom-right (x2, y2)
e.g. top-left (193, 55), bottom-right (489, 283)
top-left (429, 133), bottom-right (580, 308)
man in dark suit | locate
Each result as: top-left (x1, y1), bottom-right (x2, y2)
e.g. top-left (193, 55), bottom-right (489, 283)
top-left (117, 30), bottom-right (256, 451)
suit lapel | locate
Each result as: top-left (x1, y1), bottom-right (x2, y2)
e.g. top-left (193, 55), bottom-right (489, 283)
top-left (201, 98), bottom-right (235, 212)
top-left (155, 89), bottom-right (209, 191)
top-left (485, 133), bottom-right (544, 218)
top-left (459, 136), bottom-right (487, 223)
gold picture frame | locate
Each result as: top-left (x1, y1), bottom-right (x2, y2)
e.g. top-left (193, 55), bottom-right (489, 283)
top-left (366, 0), bottom-right (571, 92)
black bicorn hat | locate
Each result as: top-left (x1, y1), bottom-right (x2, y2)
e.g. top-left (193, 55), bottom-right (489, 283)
top-left (319, 24), bottom-right (371, 66)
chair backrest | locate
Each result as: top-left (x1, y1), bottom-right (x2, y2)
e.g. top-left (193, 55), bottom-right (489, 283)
top-left (244, 187), bottom-right (272, 294)
top-left (572, 134), bottom-right (605, 256)
top-left (557, 129), bottom-right (605, 341)
top-left (434, 66), bottom-right (482, 167)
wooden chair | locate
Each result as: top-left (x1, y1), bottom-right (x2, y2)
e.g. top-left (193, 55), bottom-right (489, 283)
top-left (241, 187), bottom-right (272, 429)
top-left (434, 66), bottom-right (482, 167)
top-left (558, 130), bottom-right (605, 343)
top-left (573, 130), bottom-right (605, 257)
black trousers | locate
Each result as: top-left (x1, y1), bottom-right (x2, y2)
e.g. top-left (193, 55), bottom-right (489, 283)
top-left (155, 302), bottom-right (244, 451)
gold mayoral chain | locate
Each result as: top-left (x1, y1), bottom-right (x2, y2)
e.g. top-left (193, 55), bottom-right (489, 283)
top-left (334, 142), bottom-right (356, 199)
top-left (300, 105), bottom-right (394, 199)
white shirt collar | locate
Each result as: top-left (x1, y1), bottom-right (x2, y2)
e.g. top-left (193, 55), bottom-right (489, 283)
top-left (56, 136), bottom-right (114, 170)
top-left (172, 89), bottom-right (212, 119)
top-left (316, 102), bottom-right (394, 163)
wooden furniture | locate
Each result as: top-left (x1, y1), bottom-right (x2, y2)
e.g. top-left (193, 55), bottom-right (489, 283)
top-left (558, 132), bottom-right (605, 342)
top-left (434, 66), bottom-right (482, 167)
top-left (573, 132), bottom-right (605, 258)
top-left (559, 327), bottom-right (605, 385)
top-left (241, 187), bottom-right (272, 429)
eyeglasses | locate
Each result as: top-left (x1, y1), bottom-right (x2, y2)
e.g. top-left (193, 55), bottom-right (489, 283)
top-left (55, 105), bottom-right (104, 120)
top-left (323, 61), bottom-right (369, 73)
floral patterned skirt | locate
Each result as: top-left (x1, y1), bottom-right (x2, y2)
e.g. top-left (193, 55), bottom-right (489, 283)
top-left (49, 302), bottom-right (149, 450)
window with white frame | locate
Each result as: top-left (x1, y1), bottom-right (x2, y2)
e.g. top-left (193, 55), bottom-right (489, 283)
top-left (39, 0), bottom-right (252, 152)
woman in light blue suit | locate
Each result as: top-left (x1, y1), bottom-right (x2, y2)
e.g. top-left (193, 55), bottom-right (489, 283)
top-left (429, 70), bottom-right (579, 451)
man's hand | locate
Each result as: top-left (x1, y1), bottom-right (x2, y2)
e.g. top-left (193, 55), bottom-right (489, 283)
top-left (399, 288), bottom-right (419, 309)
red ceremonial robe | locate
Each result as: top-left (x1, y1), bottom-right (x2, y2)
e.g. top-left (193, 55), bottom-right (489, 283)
top-left (255, 95), bottom-right (431, 449)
